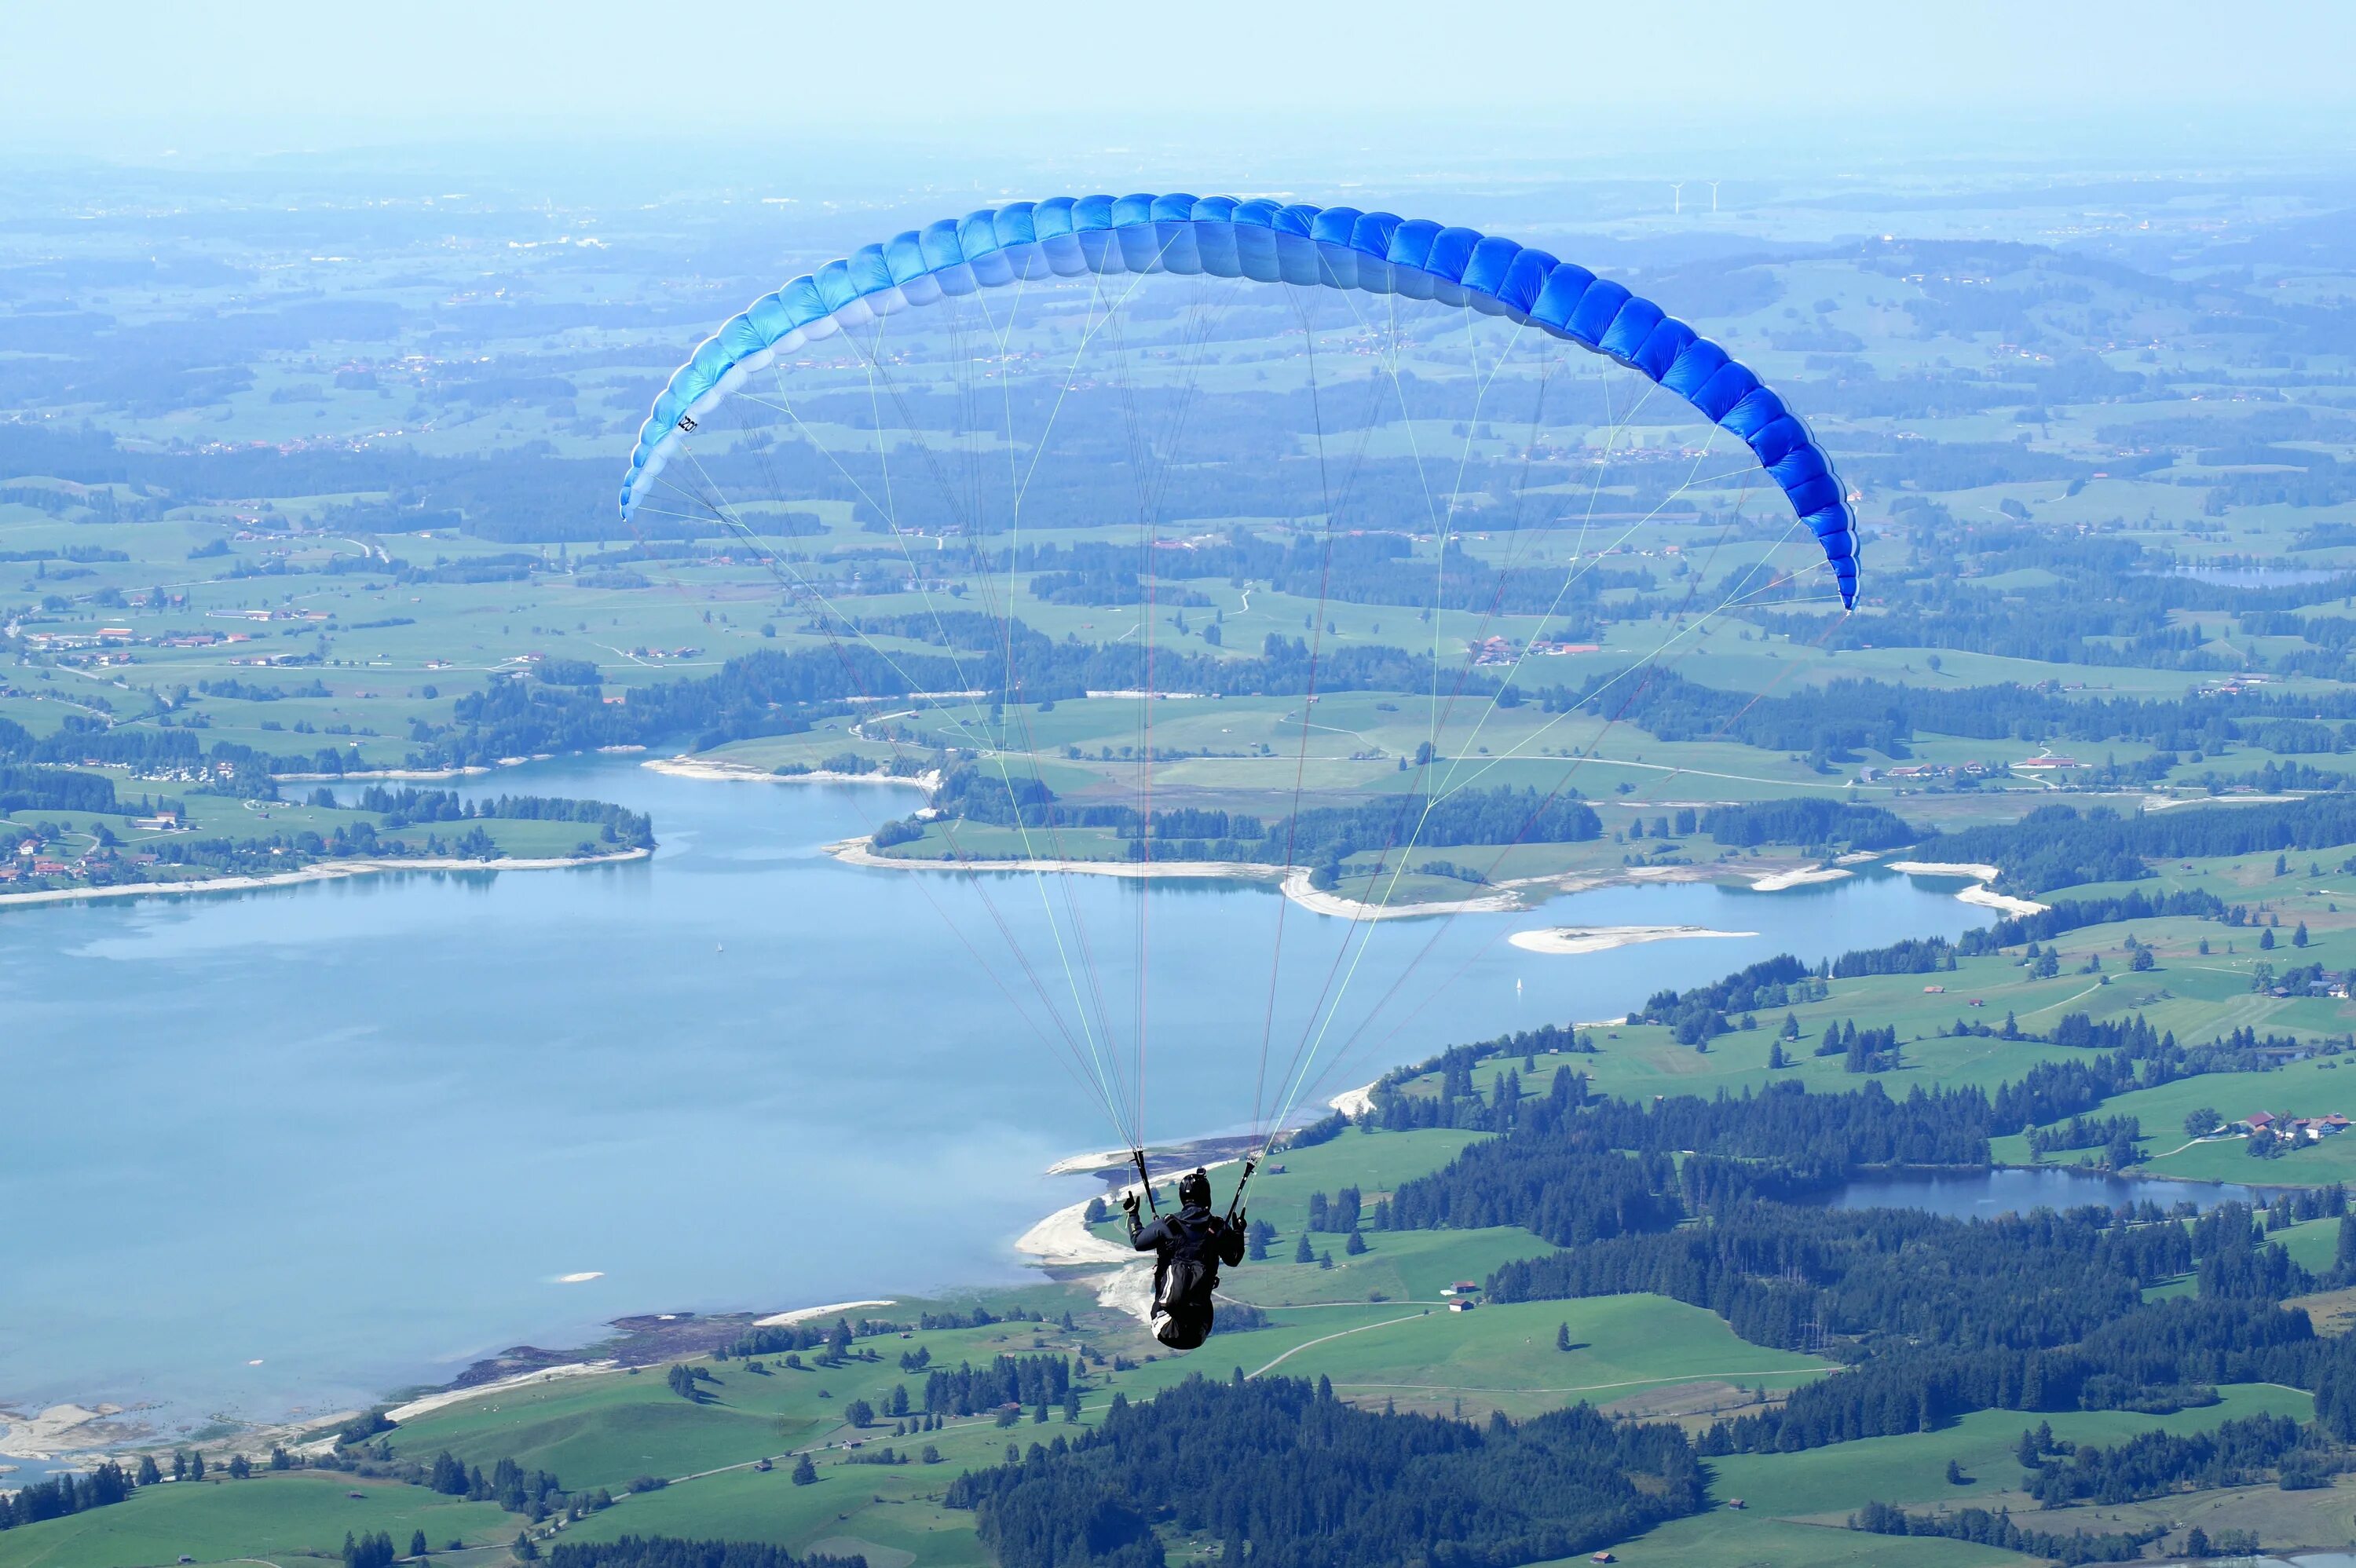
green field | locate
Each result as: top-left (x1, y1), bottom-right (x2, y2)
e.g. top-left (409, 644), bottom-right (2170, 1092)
top-left (0, 1473), bottom-right (511, 1568)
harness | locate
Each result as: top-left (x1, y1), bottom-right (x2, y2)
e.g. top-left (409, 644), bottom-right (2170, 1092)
top-left (1151, 1214), bottom-right (1223, 1313)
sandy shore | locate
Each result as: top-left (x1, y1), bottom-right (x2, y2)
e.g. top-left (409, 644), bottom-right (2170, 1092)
top-left (1960, 884), bottom-right (2050, 916)
top-left (1019, 1154), bottom-right (1245, 1272)
top-left (832, 838), bottom-right (1288, 891)
top-left (753, 1299), bottom-right (897, 1329)
top-left (647, 755), bottom-right (937, 791)
top-left (1750, 866), bottom-right (1853, 892)
top-left (1887, 861), bottom-right (2047, 917)
top-left (0, 849), bottom-right (650, 910)
top-left (275, 766), bottom-right (493, 782)
top-left (383, 1362), bottom-right (617, 1425)
top-left (0, 1402), bottom-right (145, 1460)
top-left (1044, 1149), bottom-right (1133, 1177)
top-left (1887, 861), bottom-right (2003, 882)
top-left (829, 837), bottom-right (1835, 920)
top-left (1328, 1081), bottom-right (1379, 1117)
top-left (1278, 867), bottom-right (1524, 919)
top-left (1015, 1198), bottom-right (1136, 1267)
top-left (1507, 923), bottom-right (1758, 956)
top-left (1096, 1264), bottom-right (1156, 1324)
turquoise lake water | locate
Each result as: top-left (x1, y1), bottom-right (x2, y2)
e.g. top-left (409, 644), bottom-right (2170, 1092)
top-left (1, 761), bottom-right (1996, 1442)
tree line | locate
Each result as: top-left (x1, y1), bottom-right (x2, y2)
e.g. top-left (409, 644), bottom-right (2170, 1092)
top-left (1925, 795), bottom-right (2356, 895)
top-left (545, 1537), bottom-right (869, 1568)
top-left (943, 1374), bottom-right (1704, 1568)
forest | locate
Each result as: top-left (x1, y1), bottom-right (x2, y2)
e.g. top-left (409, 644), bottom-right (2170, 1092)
top-left (944, 1375), bottom-right (1705, 1568)
top-left (546, 1539), bottom-right (868, 1568)
top-left (1926, 795), bottom-right (2356, 893)
top-left (911, 769), bottom-right (1599, 864)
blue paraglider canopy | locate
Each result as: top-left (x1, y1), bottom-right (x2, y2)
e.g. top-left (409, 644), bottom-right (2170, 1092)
top-left (620, 193), bottom-right (1858, 605)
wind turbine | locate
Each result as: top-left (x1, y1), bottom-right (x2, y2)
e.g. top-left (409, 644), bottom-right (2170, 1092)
top-left (1670, 182), bottom-right (1684, 216)
top-left (1707, 181), bottom-right (1720, 214)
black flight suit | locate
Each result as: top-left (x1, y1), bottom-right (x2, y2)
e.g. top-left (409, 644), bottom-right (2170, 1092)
top-left (1128, 1202), bottom-right (1246, 1351)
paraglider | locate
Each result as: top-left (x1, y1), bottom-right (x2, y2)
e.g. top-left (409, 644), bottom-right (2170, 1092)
top-left (623, 194), bottom-right (1864, 1320)
top-left (621, 193), bottom-right (1857, 607)
top-left (1123, 1166), bottom-right (1247, 1351)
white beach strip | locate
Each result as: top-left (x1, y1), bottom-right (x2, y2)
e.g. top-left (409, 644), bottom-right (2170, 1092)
top-left (1015, 1200), bottom-right (1134, 1267)
top-left (1096, 1263), bottom-right (1157, 1325)
top-left (829, 838), bottom-right (1277, 884)
top-left (1749, 866), bottom-right (1853, 892)
top-left (1044, 1150), bottom-right (1131, 1177)
top-left (0, 850), bottom-right (650, 909)
top-left (646, 756), bottom-right (937, 790)
top-left (0, 1403), bottom-right (134, 1460)
top-left (384, 1361), bottom-right (618, 1424)
top-left (753, 1299), bottom-right (897, 1329)
top-left (1887, 860), bottom-right (2047, 916)
top-left (1277, 867), bottom-right (1524, 919)
top-left (1019, 1157), bottom-right (1244, 1270)
top-left (1959, 885), bottom-right (2049, 916)
top-left (1329, 1081), bottom-right (1379, 1117)
top-left (1507, 924), bottom-right (1756, 957)
top-left (1886, 861), bottom-right (2003, 881)
top-left (274, 766), bottom-right (493, 782)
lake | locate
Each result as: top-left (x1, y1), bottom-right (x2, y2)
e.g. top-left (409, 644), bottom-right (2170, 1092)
top-left (2177, 565), bottom-right (2351, 588)
top-left (2, 760), bottom-right (1996, 1445)
top-left (1820, 1165), bottom-right (2263, 1219)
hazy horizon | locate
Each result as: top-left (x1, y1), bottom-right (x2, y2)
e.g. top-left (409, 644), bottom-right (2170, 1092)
top-left (8, 0), bottom-right (2354, 176)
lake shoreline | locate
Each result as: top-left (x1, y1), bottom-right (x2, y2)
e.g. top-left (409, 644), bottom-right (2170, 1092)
top-left (0, 848), bottom-right (652, 910)
top-left (645, 755), bottom-right (938, 791)
top-left (5, 757), bottom-right (2005, 1458)
top-left (79, 1155), bottom-right (2266, 1460)
top-left (1507, 924), bottom-right (1758, 956)
top-left (824, 836), bottom-right (1834, 919)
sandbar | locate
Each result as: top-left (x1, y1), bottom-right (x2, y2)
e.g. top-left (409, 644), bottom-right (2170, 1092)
top-left (648, 755), bottom-right (936, 791)
top-left (275, 766), bottom-right (492, 782)
top-left (382, 1361), bottom-right (617, 1425)
top-left (1508, 924), bottom-right (1757, 956)
top-left (1887, 861), bottom-right (2003, 881)
top-left (1044, 1149), bottom-right (1132, 1177)
top-left (1888, 861), bottom-right (2048, 916)
top-left (831, 835), bottom-right (1833, 921)
top-left (0, 1403), bottom-right (141, 1460)
top-left (1015, 1200), bottom-right (1134, 1268)
top-left (1749, 866), bottom-right (1853, 892)
top-left (752, 1299), bottom-right (898, 1329)
top-left (1278, 866), bottom-right (1523, 919)
top-left (1959, 884), bottom-right (2049, 916)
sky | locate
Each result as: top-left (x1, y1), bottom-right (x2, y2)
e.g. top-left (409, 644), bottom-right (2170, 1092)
top-left (6, 0), bottom-right (2355, 167)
